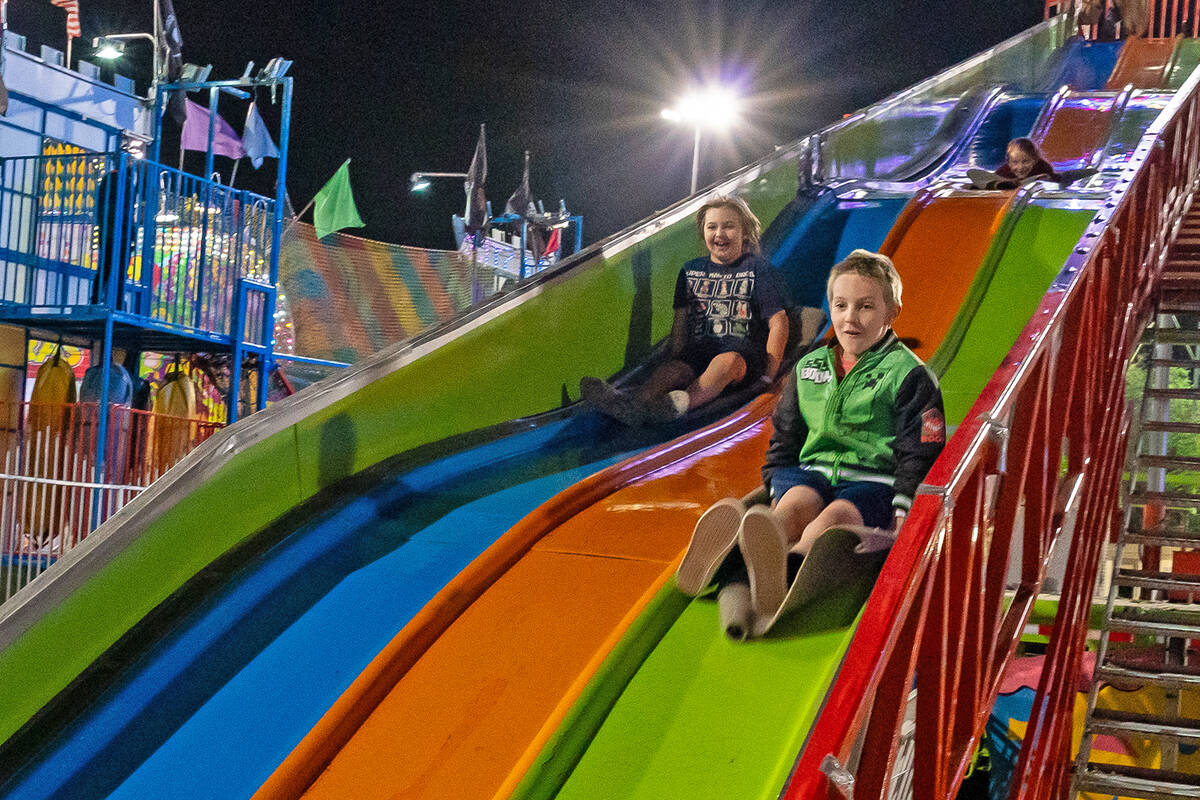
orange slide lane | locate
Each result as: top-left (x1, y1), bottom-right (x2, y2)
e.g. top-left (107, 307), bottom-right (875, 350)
top-left (1105, 35), bottom-right (1182, 89)
top-left (1036, 93), bottom-right (1122, 168)
top-left (286, 407), bottom-right (771, 800)
top-left (253, 190), bottom-right (1016, 800)
top-left (879, 189), bottom-right (1013, 359)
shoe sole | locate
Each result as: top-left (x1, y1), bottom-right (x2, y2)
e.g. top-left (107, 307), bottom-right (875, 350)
top-left (738, 507), bottom-right (789, 621)
top-left (675, 498), bottom-right (746, 595)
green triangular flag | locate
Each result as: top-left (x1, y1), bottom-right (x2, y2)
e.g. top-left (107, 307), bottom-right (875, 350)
top-left (312, 159), bottom-right (364, 239)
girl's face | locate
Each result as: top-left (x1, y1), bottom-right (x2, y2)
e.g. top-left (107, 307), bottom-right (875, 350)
top-left (703, 206), bottom-right (745, 265)
top-left (830, 273), bottom-right (898, 359)
top-left (1006, 146), bottom-right (1036, 180)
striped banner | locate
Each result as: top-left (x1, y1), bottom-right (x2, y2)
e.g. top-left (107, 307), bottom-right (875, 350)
top-left (49, 0), bottom-right (81, 39)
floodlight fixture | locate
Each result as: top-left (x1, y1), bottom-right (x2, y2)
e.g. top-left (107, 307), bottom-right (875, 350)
top-left (180, 63), bottom-right (213, 83)
top-left (409, 171), bottom-right (468, 193)
top-left (661, 83), bottom-right (742, 194)
top-left (92, 37), bottom-right (125, 60)
top-left (662, 85), bottom-right (740, 130)
top-left (258, 57), bottom-right (293, 81)
top-left (92, 32), bottom-right (160, 83)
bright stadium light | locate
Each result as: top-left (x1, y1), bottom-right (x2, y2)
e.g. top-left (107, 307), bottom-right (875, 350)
top-left (662, 84), bottom-right (741, 195)
top-left (409, 171), bottom-right (468, 194)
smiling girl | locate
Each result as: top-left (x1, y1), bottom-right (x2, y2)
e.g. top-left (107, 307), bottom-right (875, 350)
top-left (582, 194), bottom-right (789, 425)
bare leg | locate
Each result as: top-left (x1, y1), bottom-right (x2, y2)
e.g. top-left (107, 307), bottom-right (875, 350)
top-left (791, 499), bottom-right (864, 556)
top-left (771, 485), bottom-right (826, 547)
top-left (635, 360), bottom-right (694, 403)
top-left (685, 351), bottom-right (748, 409)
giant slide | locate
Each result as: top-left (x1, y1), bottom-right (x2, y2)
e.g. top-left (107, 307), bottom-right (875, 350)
top-left (0, 18), bottom-right (1193, 800)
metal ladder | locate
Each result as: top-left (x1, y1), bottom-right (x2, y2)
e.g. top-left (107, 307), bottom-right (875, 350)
top-left (1071, 208), bottom-right (1200, 799)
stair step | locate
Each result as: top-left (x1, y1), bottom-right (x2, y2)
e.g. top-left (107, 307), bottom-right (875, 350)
top-left (1134, 454), bottom-right (1200, 470)
top-left (1144, 388), bottom-right (1200, 400)
top-left (1158, 300), bottom-right (1200, 314)
top-left (1109, 607), bottom-right (1200, 637)
top-left (1140, 421), bottom-right (1200, 435)
top-left (1150, 329), bottom-right (1200, 345)
top-left (1129, 490), bottom-right (1200, 508)
top-left (1076, 764), bottom-right (1200, 800)
top-left (1126, 530), bottom-right (1200, 548)
top-left (1108, 617), bottom-right (1200, 638)
top-left (1098, 658), bottom-right (1200, 688)
top-left (1088, 708), bottom-right (1200, 743)
top-left (1146, 358), bottom-right (1200, 370)
top-left (1113, 568), bottom-right (1200, 593)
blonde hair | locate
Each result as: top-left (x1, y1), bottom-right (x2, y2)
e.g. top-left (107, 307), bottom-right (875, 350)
top-left (826, 249), bottom-right (903, 309)
top-left (695, 194), bottom-right (762, 255)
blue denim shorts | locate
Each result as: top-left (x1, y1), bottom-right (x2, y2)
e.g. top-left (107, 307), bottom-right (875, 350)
top-left (768, 465), bottom-right (895, 529)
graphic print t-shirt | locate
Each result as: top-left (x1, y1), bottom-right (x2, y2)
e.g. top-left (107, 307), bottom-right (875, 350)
top-left (672, 253), bottom-right (786, 356)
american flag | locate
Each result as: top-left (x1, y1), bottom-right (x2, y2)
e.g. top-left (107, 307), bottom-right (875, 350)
top-left (49, 0), bottom-right (82, 39)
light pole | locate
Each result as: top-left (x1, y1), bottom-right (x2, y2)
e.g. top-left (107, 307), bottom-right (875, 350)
top-left (661, 86), bottom-right (740, 195)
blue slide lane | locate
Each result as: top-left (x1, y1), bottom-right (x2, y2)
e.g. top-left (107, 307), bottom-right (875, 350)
top-left (1, 415), bottom-right (639, 800)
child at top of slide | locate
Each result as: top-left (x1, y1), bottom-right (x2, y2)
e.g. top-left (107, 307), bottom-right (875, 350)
top-left (581, 194), bottom-right (789, 426)
top-left (992, 137), bottom-right (1060, 188)
top-left (674, 249), bottom-right (945, 637)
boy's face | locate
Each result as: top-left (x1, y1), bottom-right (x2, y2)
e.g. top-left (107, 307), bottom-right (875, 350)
top-left (703, 206), bottom-right (744, 265)
top-left (830, 273), bottom-right (898, 359)
top-left (1006, 147), bottom-right (1036, 180)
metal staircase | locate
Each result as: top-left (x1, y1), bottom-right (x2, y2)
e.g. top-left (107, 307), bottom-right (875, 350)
top-left (1072, 205), bottom-right (1200, 799)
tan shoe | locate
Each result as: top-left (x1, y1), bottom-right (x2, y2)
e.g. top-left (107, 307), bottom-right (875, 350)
top-left (675, 497), bottom-right (746, 595)
top-left (737, 505), bottom-right (789, 622)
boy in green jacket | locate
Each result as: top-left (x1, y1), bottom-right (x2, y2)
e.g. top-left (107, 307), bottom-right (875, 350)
top-left (676, 249), bottom-right (945, 633)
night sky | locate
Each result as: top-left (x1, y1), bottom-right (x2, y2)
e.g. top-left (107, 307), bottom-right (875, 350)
top-left (14, 1), bottom-right (1044, 249)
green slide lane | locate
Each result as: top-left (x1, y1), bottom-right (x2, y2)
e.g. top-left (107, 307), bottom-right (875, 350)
top-left (541, 194), bottom-right (1101, 800)
top-left (553, 581), bottom-right (874, 800)
top-left (1166, 39), bottom-right (1200, 89)
top-left (939, 200), bottom-right (1096, 423)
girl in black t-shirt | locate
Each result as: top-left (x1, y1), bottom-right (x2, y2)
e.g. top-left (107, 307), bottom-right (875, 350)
top-left (581, 195), bottom-right (789, 425)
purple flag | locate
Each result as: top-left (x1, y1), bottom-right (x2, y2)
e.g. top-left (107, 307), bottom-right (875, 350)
top-left (181, 100), bottom-right (247, 159)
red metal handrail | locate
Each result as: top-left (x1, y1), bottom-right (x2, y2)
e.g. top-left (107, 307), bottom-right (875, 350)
top-left (784, 41), bottom-right (1200, 800)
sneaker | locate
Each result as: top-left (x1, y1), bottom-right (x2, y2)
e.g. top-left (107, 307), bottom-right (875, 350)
top-left (738, 505), bottom-right (789, 621)
top-left (580, 377), bottom-right (647, 426)
top-left (579, 376), bottom-right (610, 406)
top-left (643, 390), bottom-right (689, 423)
top-left (675, 497), bottom-right (747, 595)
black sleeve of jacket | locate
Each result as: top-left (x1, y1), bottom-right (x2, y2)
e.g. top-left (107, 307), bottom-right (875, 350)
top-left (891, 365), bottom-right (945, 509)
top-left (762, 371), bottom-right (809, 492)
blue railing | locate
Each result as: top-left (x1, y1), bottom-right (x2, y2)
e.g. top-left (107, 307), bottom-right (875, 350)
top-left (0, 151), bottom-right (276, 342)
